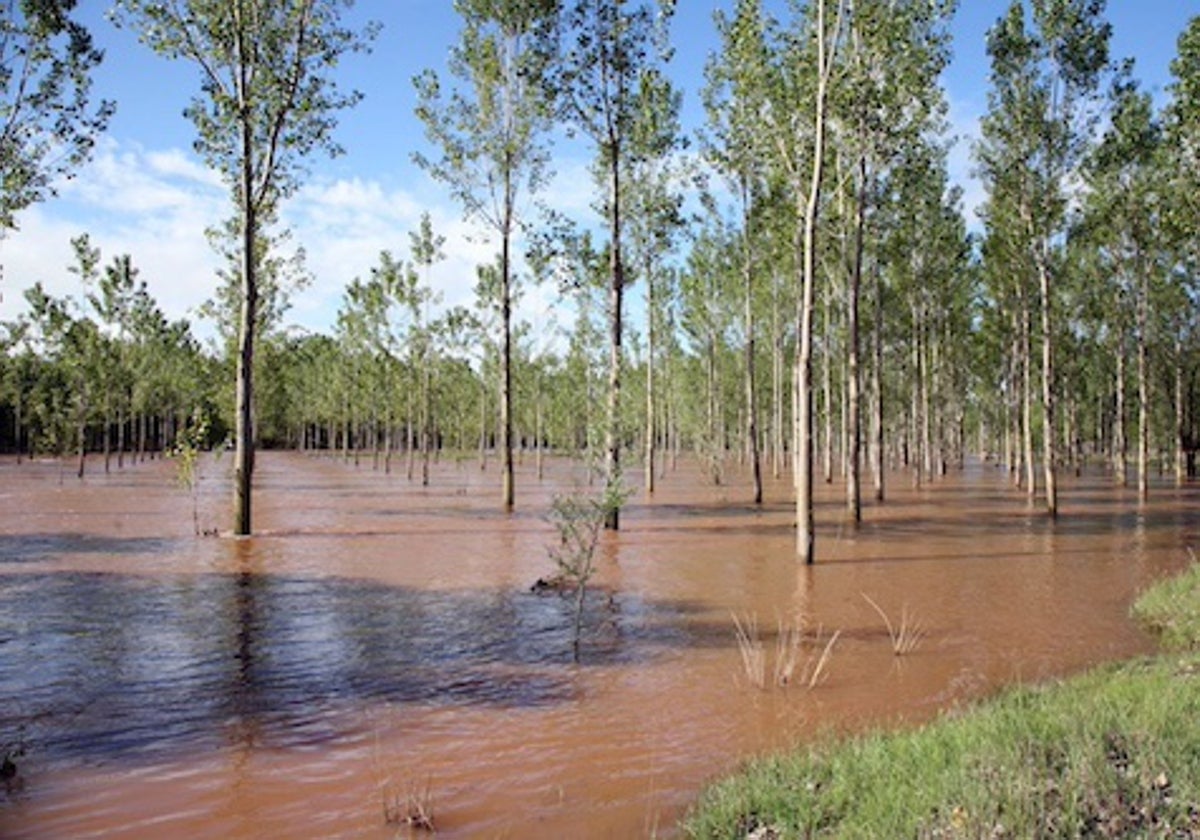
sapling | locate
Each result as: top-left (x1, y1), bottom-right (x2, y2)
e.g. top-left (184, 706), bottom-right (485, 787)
top-left (172, 415), bottom-right (210, 536)
top-left (545, 492), bottom-right (608, 661)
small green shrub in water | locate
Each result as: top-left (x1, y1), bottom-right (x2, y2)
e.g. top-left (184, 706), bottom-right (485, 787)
top-left (544, 492), bottom-right (609, 661)
top-left (171, 414), bottom-right (213, 536)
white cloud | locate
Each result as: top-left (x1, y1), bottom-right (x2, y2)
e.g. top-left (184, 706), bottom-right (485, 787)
top-left (283, 176), bottom-right (502, 330)
top-left (0, 138), bottom-right (580, 357)
top-left (145, 148), bottom-right (224, 189)
top-left (1, 139), bottom-right (226, 329)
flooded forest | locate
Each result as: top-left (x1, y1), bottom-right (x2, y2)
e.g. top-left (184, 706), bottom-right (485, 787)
top-left (2, 1), bottom-right (1199, 837)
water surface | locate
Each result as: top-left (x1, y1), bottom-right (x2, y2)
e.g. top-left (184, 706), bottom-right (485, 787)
top-left (0, 452), bottom-right (1195, 837)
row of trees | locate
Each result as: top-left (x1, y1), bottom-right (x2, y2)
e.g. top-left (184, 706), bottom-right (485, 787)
top-left (976, 2), bottom-right (1200, 513)
top-left (0, 1), bottom-right (1197, 561)
top-left (1, 241), bottom-right (218, 473)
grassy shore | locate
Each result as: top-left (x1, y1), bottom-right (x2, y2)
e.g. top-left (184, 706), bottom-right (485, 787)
top-left (683, 561), bottom-right (1200, 839)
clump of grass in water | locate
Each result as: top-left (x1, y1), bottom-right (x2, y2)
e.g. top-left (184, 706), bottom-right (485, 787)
top-left (733, 612), bottom-right (840, 690)
top-left (382, 776), bottom-right (436, 833)
top-left (733, 613), bottom-right (766, 688)
top-left (861, 592), bottom-right (925, 656)
top-left (370, 705), bottom-right (436, 833)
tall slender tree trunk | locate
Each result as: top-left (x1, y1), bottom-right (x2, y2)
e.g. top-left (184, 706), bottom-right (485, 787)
top-left (422, 340), bottom-right (432, 488)
top-left (403, 388), bottom-right (414, 478)
top-left (743, 189), bottom-right (762, 505)
top-left (604, 150), bottom-right (624, 530)
top-left (922, 324), bottom-right (935, 478)
top-left (117, 406), bottom-right (125, 469)
top-left (14, 391), bottom-right (23, 466)
top-left (1136, 268), bottom-right (1149, 502)
top-left (645, 255), bottom-right (655, 495)
top-left (535, 373), bottom-right (545, 481)
top-left (931, 331), bottom-right (943, 476)
top-left (706, 336), bottom-right (719, 485)
top-left (103, 402), bottom-right (112, 474)
top-left (871, 263), bottom-right (884, 502)
top-left (1003, 366), bottom-right (1013, 475)
top-left (796, 0), bottom-right (840, 564)
top-left (772, 271), bottom-right (785, 480)
top-left (1035, 242), bottom-right (1057, 517)
top-left (233, 93), bottom-right (257, 537)
top-left (846, 152), bottom-right (865, 523)
top-left (478, 380), bottom-right (488, 471)
top-left (1115, 334), bottom-right (1127, 485)
top-left (501, 187), bottom-right (515, 510)
top-left (76, 410), bottom-right (87, 480)
top-left (1175, 337), bottom-right (1186, 487)
top-left (384, 401), bottom-right (394, 474)
top-left (910, 303), bottom-right (922, 489)
top-left (1020, 289), bottom-right (1036, 498)
top-left (822, 278), bottom-right (834, 484)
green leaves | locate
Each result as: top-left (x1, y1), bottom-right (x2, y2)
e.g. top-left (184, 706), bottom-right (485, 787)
top-left (555, 0), bottom-right (675, 155)
top-left (0, 0), bottom-right (113, 229)
top-left (414, 0), bottom-right (556, 234)
top-left (113, 0), bottom-right (375, 210)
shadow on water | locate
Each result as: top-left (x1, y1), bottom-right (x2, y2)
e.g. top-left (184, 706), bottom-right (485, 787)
top-left (0, 567), bottom-right (721, 769)
top-left (0, 534), bottom-right (182, 564)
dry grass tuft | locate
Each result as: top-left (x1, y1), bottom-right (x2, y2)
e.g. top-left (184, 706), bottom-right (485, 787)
top-left (382, 776), bottom-right (436, 833)
top-left (733, 612), bottom-right (767, 689)
top-left (800, 627), bottom-right (841, 689)
top-left (734, 612), bottom-right (840, 690)
top-left (773, 617), bottom-right (805, 688)
top-left (861, 593), bottom-right (925, 656)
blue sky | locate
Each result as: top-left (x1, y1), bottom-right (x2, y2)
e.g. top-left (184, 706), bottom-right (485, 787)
top-left (1, 1), bottom-right (1195, 347)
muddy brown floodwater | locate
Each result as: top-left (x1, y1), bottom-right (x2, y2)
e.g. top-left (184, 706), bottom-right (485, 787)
top-left (0, 451), bottom-right (1196, 838)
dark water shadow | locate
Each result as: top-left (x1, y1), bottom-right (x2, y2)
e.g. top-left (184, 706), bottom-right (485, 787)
top-left (0, 569), bottom-right (724, 769)
top-left (626, 501), bottom-right (795, 520)
top-left (0, 534), bottom-right (182, 564)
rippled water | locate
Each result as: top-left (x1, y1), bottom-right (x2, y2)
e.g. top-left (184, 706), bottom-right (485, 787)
top-left (0, 452), bottom-right (1196, 837)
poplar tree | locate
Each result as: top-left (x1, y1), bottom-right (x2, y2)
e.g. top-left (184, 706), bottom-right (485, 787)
top-left (757, 0), bottom-right (845, 562)
top-left (702, 0), bottom-right (772, 505)
top-left (1081, 71), bottom-right (1160, 500)
top-left (408, 213), bottom-right (444, 487)
top-left (554, 0), bottom-right (676, 530)
top-left (976, 0), bottom-right (1111, 518)
top-left (1163, 18), bottom-right (1200, 485)
top-left (414, 0), bottom-right (557, 512)
top-left (627, 67), bottom-right (683, 496)
top-left (113, 0), bottom-right (375, 535)
top-left (834, 0), bottom-right (953, 516)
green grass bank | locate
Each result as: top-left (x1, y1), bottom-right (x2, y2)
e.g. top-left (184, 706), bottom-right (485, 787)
top-left (683, 560), bottom-right (1200, 839)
